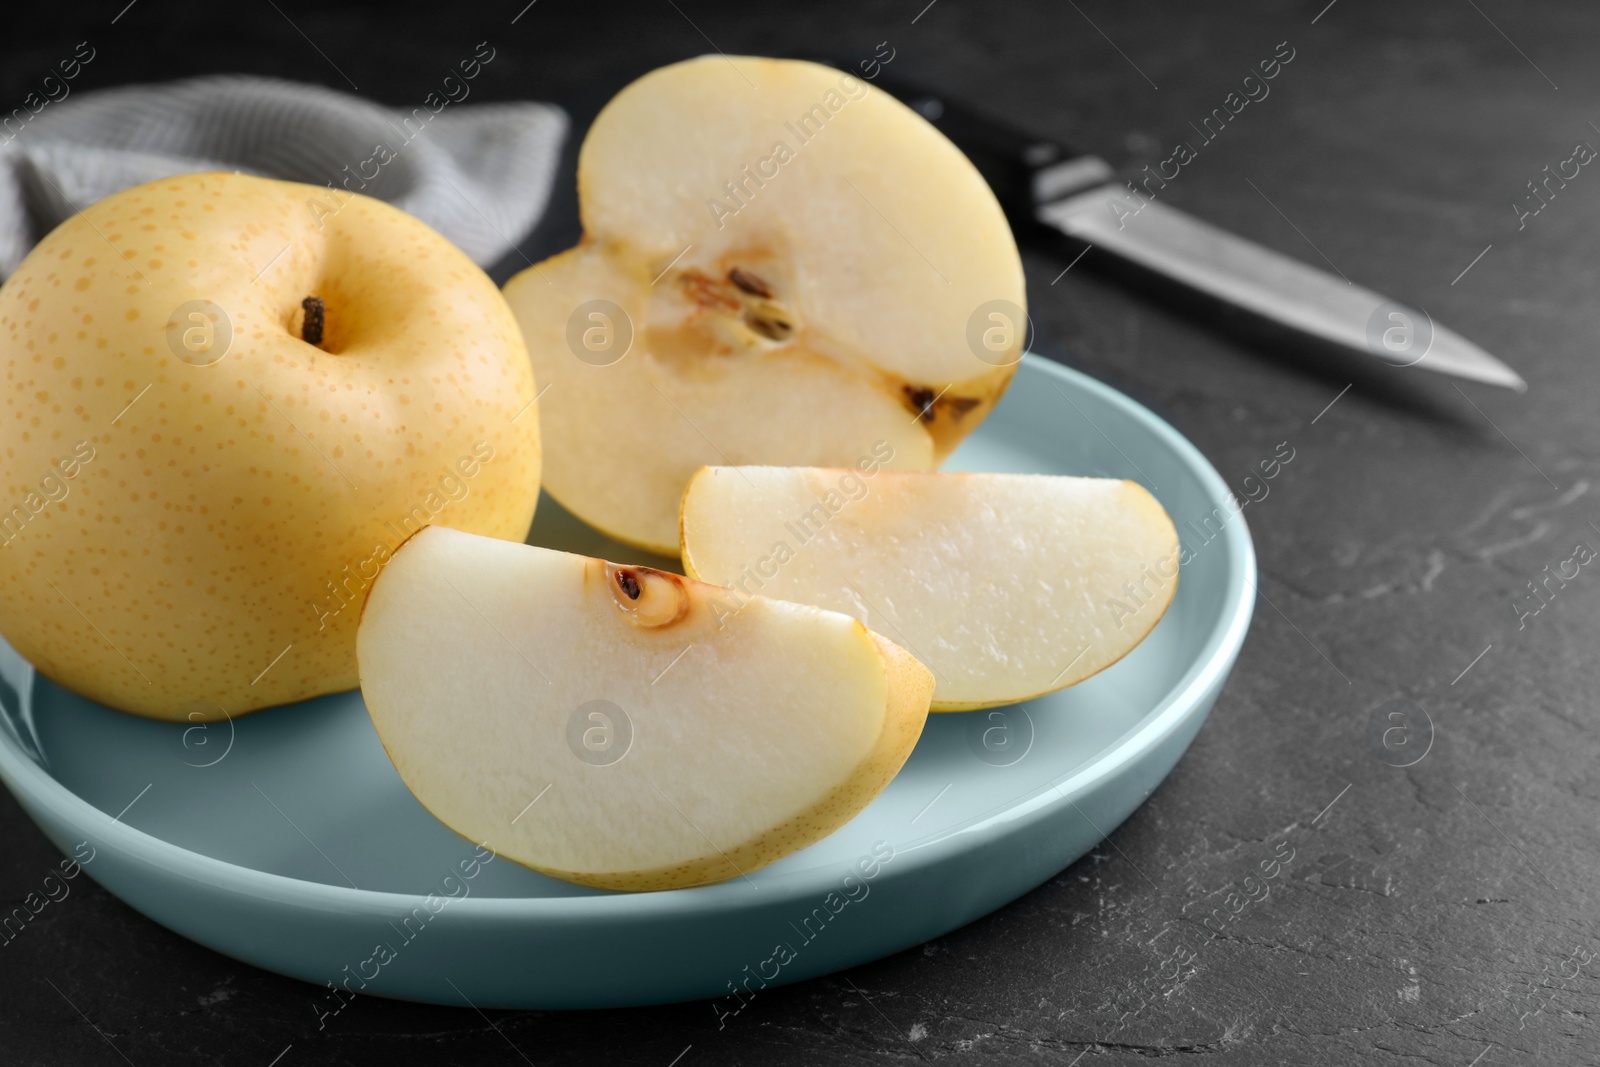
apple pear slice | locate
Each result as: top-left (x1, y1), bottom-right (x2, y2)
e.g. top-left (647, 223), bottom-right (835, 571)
top-left (679, 468), bottom-right (1181, 711)
top-left (503, 55), bottom-right (1027, 554)
top-left (356, 526), bottom-right (933, 891)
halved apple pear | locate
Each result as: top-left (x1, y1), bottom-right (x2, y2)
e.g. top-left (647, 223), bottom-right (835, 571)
top-left (679, 468), bottom-right (1180, 711)
top-left (356, 526), bottom-right (933, 891)
top-left (503, 55), bottom-right (1026, 554)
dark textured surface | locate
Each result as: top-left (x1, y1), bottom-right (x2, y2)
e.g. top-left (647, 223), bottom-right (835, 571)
top-left (3, 1), bottom-right (1598, 1064)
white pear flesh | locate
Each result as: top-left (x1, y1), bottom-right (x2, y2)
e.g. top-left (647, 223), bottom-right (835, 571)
top-left (503, 55), bottom-right (1026, 554)
top-left (356, 526), bottom-right (933, 892)
top-left (679, 468), bottom-right (1181, 711)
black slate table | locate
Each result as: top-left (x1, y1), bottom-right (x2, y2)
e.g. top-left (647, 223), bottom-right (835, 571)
top-left (4, 1), bottom-right (1598, 1064)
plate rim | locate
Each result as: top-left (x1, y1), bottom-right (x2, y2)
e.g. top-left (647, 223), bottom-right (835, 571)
top-left (0, 353), bottom-right (1256, 922)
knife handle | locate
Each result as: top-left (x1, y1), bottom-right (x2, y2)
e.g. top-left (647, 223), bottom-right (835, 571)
top-left (858, 71), bottom-right (1113, 224)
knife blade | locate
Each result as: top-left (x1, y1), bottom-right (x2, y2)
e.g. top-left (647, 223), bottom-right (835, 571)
top-left (883, 83), bottom-right (1525, 391)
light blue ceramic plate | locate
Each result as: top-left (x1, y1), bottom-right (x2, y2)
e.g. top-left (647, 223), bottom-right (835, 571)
top-left (0, 355), bottom-right (1253, 1010)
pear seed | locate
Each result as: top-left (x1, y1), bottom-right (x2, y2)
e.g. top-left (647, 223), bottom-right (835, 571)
top-left (616, 569), bottom-right (641, 599)
top-left (906, 385), bottom-right (937, 423)
top-left (744, 309), bottom-right (793, 341)
top-left (609, 565), bottom-right (690, 628)
top-left (728, 267), bottom-right (774, 298)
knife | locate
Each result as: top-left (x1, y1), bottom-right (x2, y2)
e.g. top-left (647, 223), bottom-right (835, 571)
top-left (875, 79), bottom-right (1525, 391)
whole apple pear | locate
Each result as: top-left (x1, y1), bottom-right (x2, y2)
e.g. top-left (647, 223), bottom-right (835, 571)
top-left (0, 172), bottom-right (542, 720)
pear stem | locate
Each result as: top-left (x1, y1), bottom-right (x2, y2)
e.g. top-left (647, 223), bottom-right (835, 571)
top-left (301, 296), bottom-right (325, 346)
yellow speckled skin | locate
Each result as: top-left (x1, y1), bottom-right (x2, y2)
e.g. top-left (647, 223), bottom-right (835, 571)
top-left (0, 173), bottom-right (541, 720)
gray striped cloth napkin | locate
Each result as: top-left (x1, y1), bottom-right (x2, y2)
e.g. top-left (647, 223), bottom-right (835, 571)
top-left (0, 74), bottom-right (567, 277)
